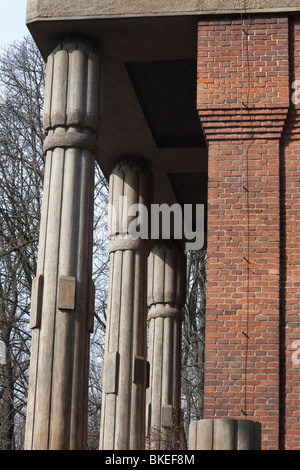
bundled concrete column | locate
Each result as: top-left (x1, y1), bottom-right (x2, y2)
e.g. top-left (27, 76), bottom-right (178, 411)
top-left (146, 241), bottom-right (186, 450)
top-left (189, 419), bottom-right (261, 450)
top-left (25, 37), bottom-right (100, 450)
top-left (99, 158), bottom-right (153, 450)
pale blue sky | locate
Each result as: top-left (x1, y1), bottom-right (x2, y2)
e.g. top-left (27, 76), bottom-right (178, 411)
top-left (0, 1), bottom-right (29, 48)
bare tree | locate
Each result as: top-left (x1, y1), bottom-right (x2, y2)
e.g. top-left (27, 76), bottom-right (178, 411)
top-left (182, 249), bottom-right (206, 440)
top-left (88, 164), bottom-right (109, 450)
top-left (0, 36), bottom-right (206, 450)
top-left (0, 37), bottom-right (45, 449)
top-left (0, 36), bottom-right (110, 450)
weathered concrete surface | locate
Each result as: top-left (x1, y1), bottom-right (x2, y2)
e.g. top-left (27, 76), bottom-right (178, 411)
top-left (189, 419), bottom-right (262, 450)
top-left (99, 158), bottom-right (153, 450)
top-left (146, 241), bottom-right (186, 450)
top-left (27, 0), bottom-right (300, 22)
top-left (24, 38), bottom-right (100, 450)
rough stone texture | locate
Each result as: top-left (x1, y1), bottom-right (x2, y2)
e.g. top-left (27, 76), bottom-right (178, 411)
top-left (189, 419), bottom-right (261, 450)
top-left (57, 276), bottom-right (76, 310)
top-left (146, 241), bottom-right (186, 450)
top-left (99, 158), bottom-right (153, 450)
top-left (24, 38), bottom-right (100, 450)
top-left (26, 0), bottom-right (300, 22)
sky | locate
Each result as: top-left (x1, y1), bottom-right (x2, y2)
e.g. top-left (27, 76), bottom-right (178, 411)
top-left (0, 1), bottom-right (29, 49)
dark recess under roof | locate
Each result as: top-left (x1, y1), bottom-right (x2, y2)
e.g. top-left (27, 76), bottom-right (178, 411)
top-left (126, 59), bottom-right (206, 149)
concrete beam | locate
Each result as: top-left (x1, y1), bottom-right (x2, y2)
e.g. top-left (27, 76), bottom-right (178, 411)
top-left (26, 0), bottom-right (300, 23)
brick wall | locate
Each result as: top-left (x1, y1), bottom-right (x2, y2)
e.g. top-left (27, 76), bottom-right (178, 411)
top-left (197, 15), bottom-right (300, 450)
top-left (204, 139), bottom-right (282, 450)
top-left (280, 16), bottom-right (300, 451)
top-left (197, 16), bottom-right (289, 112)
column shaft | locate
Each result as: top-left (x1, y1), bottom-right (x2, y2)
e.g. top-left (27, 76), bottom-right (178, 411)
top-left (25, 37), bottom-right (100, 450)
top-left (146, 241), bottom-right (186, 450)
top-left (99, 158), bottom-right (152, 450)
top-left (189, 419), bottom-right (261, 450)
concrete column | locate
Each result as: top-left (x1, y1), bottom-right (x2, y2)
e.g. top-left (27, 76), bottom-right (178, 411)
top-left (24, 37), bottom-right (100, 450)
top-left (99, 158), bottom-right (153, 450)
top-left (189, 419), bottom-right (261, 450)
top-left (146, 241), bottom-right (186, 450)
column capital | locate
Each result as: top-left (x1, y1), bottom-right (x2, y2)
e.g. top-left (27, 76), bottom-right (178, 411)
top-left (108, 157), bottom-right (153, 239)
top-left (147, 240), bottom-right (186, 309)
top-left (43, 36), bottom-right (101, 135)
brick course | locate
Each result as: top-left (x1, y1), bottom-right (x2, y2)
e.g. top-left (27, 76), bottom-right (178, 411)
top-left (280, 16), bottom-right (300, 451)
top-left (198, 15), bottom-right (300, 450)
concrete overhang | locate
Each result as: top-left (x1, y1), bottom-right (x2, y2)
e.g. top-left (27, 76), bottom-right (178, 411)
top-left (26, 0), bottom-right (300, 23)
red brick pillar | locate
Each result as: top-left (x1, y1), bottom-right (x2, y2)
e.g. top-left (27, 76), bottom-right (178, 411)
top-left (197, 16), bottom-right (290, 450)
top-left (280, 16), bottom-right (300, 450)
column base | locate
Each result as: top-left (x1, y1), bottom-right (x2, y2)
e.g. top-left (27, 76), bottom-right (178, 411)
top-left (188, 419), bottom-right (261, 450)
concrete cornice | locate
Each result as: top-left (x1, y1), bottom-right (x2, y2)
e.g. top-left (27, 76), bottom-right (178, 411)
top-left (26, 0), bottom-right (300, 23)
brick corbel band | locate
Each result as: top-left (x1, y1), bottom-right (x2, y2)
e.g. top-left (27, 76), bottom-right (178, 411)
top-left (198, 108), bottom-right (289, 141)
top-left (197, 15), bottom-right (290, 451)
top-left (197, 17), bottom-right (289, 141)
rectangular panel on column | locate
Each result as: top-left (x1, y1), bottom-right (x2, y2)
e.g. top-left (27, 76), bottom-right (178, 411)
top-left (58, 276), bottom-right (76, 310)
top-left (103, 351), bottom-right (119, 394)
top-left (30, 275), bottom-right (44, 329)
top-left (161, 404), bottom-right (173, 428)
top-left (87, 279), bottom-right (95, 333)
top-left (133, 355), bottom-right (146, 384)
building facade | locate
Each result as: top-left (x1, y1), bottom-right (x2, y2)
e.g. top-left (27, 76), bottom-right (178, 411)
top-left (24, 1), bottom-right (300, 450)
